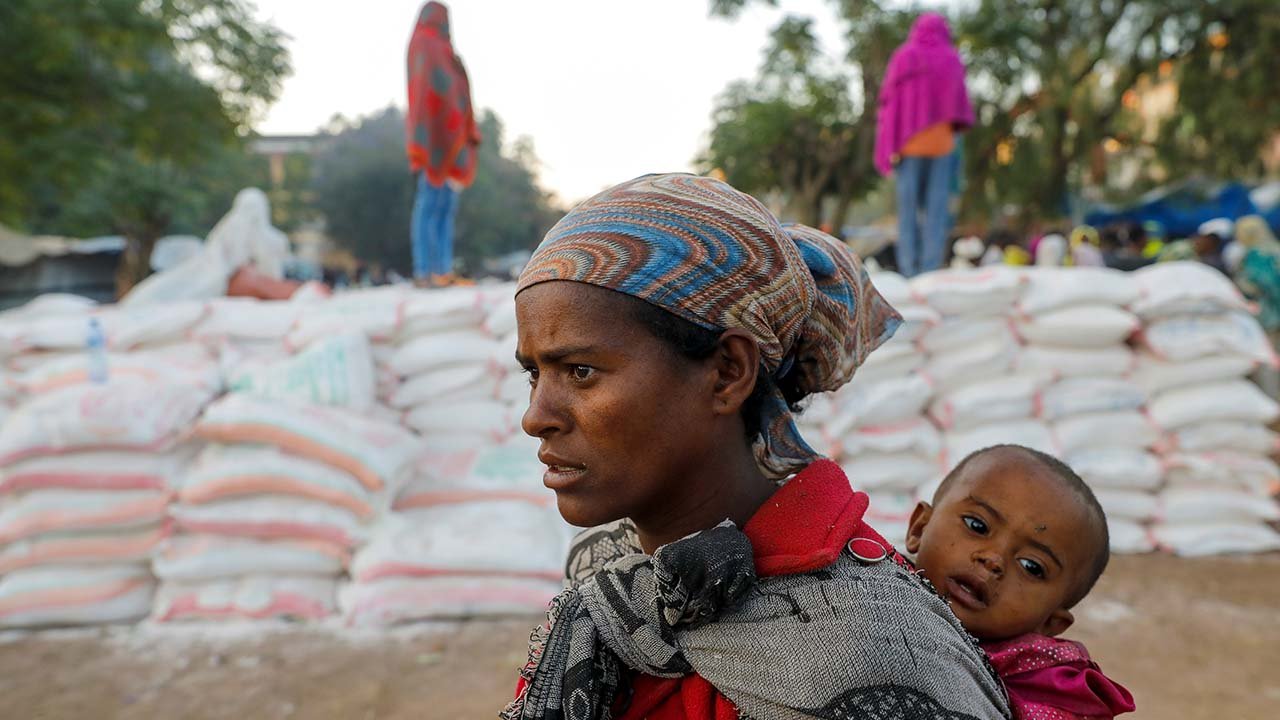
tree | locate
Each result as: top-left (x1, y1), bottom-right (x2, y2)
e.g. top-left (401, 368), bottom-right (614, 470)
top-left (709, 0), bottom-right (1279, 224)
top-left (702, 2), bottom-right (911, 226)
top-left (0, 0), bottom-right (290, 293)
top-left (311, 107), bottom-right (561, 275)
top-left (959, 0), bottom-right (1219, 217)
top-left (1150, 0), bottom-right (1280, 182)
top-left (455, 114), bottom-right (564, 272)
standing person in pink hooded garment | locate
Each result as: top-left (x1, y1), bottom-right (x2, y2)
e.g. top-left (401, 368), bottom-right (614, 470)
top-left (875, 13), bottom-right (974, 277)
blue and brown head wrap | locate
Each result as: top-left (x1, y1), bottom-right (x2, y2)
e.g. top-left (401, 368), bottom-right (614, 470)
top-left (516, 173), bottom-right (901, 477)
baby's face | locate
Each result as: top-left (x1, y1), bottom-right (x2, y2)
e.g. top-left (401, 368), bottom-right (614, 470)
top-left (907, 451), bottom-right (1100, 641)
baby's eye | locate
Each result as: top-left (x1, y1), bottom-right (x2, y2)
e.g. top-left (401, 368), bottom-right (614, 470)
top-left (1018, 558), bottom-right (1046, 579)
top-left (962, 516), bottom-right (988, 535)
top-left (568, 365), bottom-right (595, 382)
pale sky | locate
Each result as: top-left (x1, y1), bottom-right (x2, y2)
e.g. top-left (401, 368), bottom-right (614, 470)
top-left (252, 0), bottom-right (849, 205)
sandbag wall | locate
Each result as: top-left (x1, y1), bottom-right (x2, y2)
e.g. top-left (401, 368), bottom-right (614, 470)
top-left (156, 392), bottom-right (419, 621)
top-left (0, 298), bottom-right (220, 627)
top-left (1130, 264), bottom-right (1280, 555)
top-left (2, 263), bottom-right (1279, 630)
top-left (808, 263), bottom-right (1280, 555)
top-left (344, 287), bottom-right (566, 626)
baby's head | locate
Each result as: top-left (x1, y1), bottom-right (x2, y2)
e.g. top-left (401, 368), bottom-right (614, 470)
top-left (906, 444), bottom-right (1110, 642)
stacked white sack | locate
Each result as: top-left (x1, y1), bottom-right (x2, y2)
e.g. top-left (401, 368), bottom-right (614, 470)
top-left (344, 288), bottom-right (574, 624)
top-left (1009, 268), bottom-right (1157, 553)
top-left (281, 285), bottom-right (418, 425)
top-left (1132, 262), bottom-right (1280, 556)
top-left (1, 297), bottom-right (219, 403)
top-left (0, 375), bottom-right (213, 627)
top-left (159, 387), bottom-right (421, 622)
top-left (801, 271), bottom-right (940, 545)
top-left (192, 295), bottom-right (307, 380)
top-left (910, 268), bottom-right (1059, 498)
top-left (381, 285), bottom-right (523, 448)
top-left (341, 437), bottom-right (570, 625)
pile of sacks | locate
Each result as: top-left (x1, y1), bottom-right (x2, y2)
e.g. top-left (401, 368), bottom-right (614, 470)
top-left (1010, 268), bottom-right (1154, 554)
top-left (1132, 263), bottom-right (1280, 555)
top-left (154, 390), bottom-right (420, 621)
top-left (0, 299), bottom-right (218, 627)
top-left (801, 264), bottom-right (1280, 556)
top-left (341, 439), bottom-right (568, 625)
top-left (343, 292), bottom-right (568, 625)
top-left (5, 258), bottom-right (1280, 631)
top-left (379, 286), bottom-right (523, 449)
top-left (178, 282), bottom-right (568, 625)
top-left (0, 297), bottom-right (221, 627)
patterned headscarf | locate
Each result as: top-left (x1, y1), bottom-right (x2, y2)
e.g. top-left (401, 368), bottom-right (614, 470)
top-left (516, 173), bottom-right (901, 477)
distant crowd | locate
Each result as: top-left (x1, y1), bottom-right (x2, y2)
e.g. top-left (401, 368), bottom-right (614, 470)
top-left (872, 215), bottom-right (1280, 334)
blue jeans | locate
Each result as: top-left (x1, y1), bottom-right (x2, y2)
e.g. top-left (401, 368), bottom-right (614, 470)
top-left (411, 175), bottom-right (459, 278)
top-left (894, 154), bottom-right (953, 277)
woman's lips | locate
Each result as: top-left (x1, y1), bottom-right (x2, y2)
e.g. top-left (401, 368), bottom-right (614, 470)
top-left (542, 464), bottom-right (587, 490)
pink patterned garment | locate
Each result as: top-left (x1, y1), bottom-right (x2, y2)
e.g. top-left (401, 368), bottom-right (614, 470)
top-left (983, 634), bottom-right (1136, 720)
top-left (873, 13), bottom-right (975, 176)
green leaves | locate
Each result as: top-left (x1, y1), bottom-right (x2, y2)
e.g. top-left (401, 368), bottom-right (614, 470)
top-left (701, 2), bottom-right (907, 226)
top-left (706, 0), bottom-right (1278, 224)
top-left (0, 0), bottom-right (289, 292)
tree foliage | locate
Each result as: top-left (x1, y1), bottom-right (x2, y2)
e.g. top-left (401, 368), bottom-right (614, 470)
top-left (311, 107), bottom-right (561, 275)
top-left (957, 0), bottom-right (1253, 217)
top-left (703, 2), bottom-right (910, 226)
top-left (1149, 0), bottom-right (1280, 182)
top-left (708, 0), bottom-right (1279, 224)
top-left (0, 0), bottom-right (290, 292)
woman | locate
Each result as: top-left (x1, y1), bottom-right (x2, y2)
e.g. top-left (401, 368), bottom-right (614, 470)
top-left (405, 1), bottom-right (481, 287)
top-left (1232, 215), bottom-right (1280, 331)
top-left (504, 173), bottom-right (1010, 720)
top-left (875, 13), bottom-right (974, 278)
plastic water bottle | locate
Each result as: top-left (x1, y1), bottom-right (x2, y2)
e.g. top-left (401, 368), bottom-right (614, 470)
top-left (86, 317), bottom-right (108, 384)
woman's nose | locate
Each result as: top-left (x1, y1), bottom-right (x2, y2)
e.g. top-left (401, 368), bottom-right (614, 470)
top-left (521, 378), bottom-right (566, 438)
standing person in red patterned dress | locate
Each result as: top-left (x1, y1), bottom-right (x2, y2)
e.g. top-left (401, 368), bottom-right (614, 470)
top-left (405, 1), bottom-right (480, 287)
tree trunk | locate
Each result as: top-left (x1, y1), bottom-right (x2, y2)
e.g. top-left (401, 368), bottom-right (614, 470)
top-left (787, 187), bottom-right (823, 227)
top-left (1042, 105), bottom-right (1071, 217)
top-left (114, 231), bottom-right (160, 300)
top-left (832, 194), bottom-right (854, 232)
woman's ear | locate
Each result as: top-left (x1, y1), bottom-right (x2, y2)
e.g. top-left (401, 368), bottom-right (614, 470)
top-left (905, 501), bottom-right (933, 554)
top-left (1039, 608), bottom-right (1075, 638)
top-left (710, 329), bottom-right (761, 417)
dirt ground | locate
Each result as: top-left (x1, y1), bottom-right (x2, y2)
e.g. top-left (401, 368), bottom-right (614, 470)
top-left (0, 553), bottom-right (1276, 720)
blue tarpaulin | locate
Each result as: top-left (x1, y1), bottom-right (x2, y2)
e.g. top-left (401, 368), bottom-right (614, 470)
top-left (1085, 181), bottom-right (1280, 237)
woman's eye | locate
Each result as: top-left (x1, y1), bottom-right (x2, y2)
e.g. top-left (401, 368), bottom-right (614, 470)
top-left (521, 367), bottom-right (538, 386)
top-left (1018, 558), bottom-right (1046, 579)
top-left (962, 516), bottom-right (988, 535)
top-left (569, 365), bottom-right (594, 382)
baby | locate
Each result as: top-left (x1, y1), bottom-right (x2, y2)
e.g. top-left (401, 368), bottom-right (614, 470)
top-left (905, 444), bottom-right (1136, 720)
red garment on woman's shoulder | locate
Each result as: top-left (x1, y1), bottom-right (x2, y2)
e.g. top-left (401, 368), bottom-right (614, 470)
top-left (514, 459), bottom-right (880, 720)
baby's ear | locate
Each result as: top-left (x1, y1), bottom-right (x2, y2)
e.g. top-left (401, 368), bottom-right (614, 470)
top-left (1040, 608), bottom-right (1074, 638)
top-left (905, 501), bottom-right (933, 554)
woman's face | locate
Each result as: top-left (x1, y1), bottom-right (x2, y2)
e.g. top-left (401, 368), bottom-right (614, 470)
top-left (515, 281), bottom-right (721, 528)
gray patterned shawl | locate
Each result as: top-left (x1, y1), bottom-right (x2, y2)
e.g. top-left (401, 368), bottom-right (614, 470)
top-left (502, 521), bottom-right (1010, 720)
